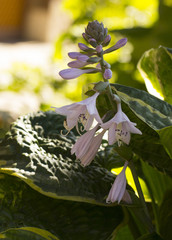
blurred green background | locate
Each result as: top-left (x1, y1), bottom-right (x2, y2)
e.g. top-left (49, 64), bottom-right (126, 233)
top-left (0, 0), bottom-right (172, 137)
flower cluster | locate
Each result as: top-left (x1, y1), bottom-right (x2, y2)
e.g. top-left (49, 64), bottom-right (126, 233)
top-left (52, 92), bottom-right (141, 203)
top-left (53, 20), bottom-right (142, 205)
top-left (59, 20), bottom-right (127, 81)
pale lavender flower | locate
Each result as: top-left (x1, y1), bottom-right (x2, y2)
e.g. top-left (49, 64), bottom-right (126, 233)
top-left (103, 69), bottom-right (112, 80)
top-left (106, 161), bottom-right (131, 204)
top-left (59, 68), bottom-right (97, 80)
top-left (52, 92), bottom-right (102, 132)
top-left (101, 101), bottom-right (142, 146)
top-left (71, 125), bottom-right (106, 166)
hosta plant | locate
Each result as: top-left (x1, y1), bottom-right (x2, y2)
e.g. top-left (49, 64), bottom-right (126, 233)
top-left (0, 20), bottom-right (172, 240)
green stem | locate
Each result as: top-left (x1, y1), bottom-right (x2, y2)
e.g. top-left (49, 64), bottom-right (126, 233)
top-left (99, 51), bottom-right (117, 112)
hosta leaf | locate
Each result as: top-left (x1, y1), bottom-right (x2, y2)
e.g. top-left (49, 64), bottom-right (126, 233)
top-left (140, 160), bottom-right (172, 206)
top-left (0, 227), bottom-right (59, 240)
top-left (0, 174), bottom-right (124, 240)
top-left (137, 46), bottom-right (172, 104)
top-left (111, 84), bottom-right (172, 176)
top-left (0, 111), bottom-right (137, 206)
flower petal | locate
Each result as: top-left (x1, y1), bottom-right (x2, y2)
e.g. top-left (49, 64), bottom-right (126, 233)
top-left (106, 161), bottom-right (128, 204)
top-left (80, 92), bottom-right (102, 124)
top-left (125, 122), bottom-right (142, 135)
top-left (108, 124), bottom-right (117, 145)
top-left (71, 125), bottom-right (98, 158)
top-left (80, 130), bottom-right (105, 166)
top-left (122, 190), bottom-right (132, 204)
top-left (84, 114), bottom-right (94, 131)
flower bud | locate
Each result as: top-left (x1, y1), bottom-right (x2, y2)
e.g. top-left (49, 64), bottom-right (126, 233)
top-left (103, 69), bottom-right (112, 80)
top-left (102, 34), bottom-right (111, 47)
top-left (59, 68), bottom-right (98, 80)
top-left (96, 45), bottom-right (103, 53)
top-left (68, 60), bottom-right (88, 68)
top-left (84, 20), bottom-right (108, 45)
top-left (88, 38), bottom-right (97, 47)
top-left (68, 52), bottom-right (81, 59)
top-left (104, 38), bottom-right (128, 54)
top-left (77, 54), bottom-right (89, 61)
top-left (78, 43), bottom-right (90, 51)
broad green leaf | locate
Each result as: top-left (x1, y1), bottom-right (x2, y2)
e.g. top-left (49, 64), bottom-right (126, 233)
top-left (111, 84), bottom-right (172, 176)
top-left (0, 174), bottom-right (124, 240)
top-left (0, 111), bottom-right (138, 206)
top-left (0, 227), bottom-right (59, 240)
top-left (159, 191), bottom-right (172, 240)
top-left (158, 126), bottom-right (172, 159)
top-left (138, 46), bottom-right (172, 104)
top-left (141, 159), bottom-right (172, 205)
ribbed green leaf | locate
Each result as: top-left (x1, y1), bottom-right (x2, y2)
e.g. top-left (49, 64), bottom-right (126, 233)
top-left (137, 46), bottom-right (172, 104)
top-left (0, 111), bottom-right (137, 206)
top-left (111, 84), bottom-right (172, 176)
top-left (0, 174), bottom-right (124, 240)
top-left (0, 227), bottom-right (59, 240)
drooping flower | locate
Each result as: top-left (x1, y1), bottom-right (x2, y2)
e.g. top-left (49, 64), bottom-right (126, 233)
top-left (106, 161), bottom-right (131, 204)
top-left (101, 101), bottom-right (142, 146)
top-left (52, 92), bottom-right (102, 133)
top-left (71, 125), bottom-right (106, 166)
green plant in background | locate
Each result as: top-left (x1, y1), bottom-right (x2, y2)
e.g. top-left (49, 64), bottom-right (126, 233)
top-left (0, 20), bottom-right (172, 240)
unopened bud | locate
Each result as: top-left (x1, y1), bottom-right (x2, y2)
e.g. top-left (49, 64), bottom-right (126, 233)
top-left (68, 60), bottom-right (88, 68)
top-left (68, 52), bottom-right (81, 59)
top-left (88, 38), bottom-right (97, 47)
top-left (103, 69), bottom-right (112, 80)
top-left (102, 35), bottom-right (111, 47)
top-left (82, 33), bottom-right (88, 42)
top-left (78, 43), bottom-right (89, 51)
top-left (96, 45), bottom-right (103, 53)
top-left (77, 54), bottom-right (89, 61)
